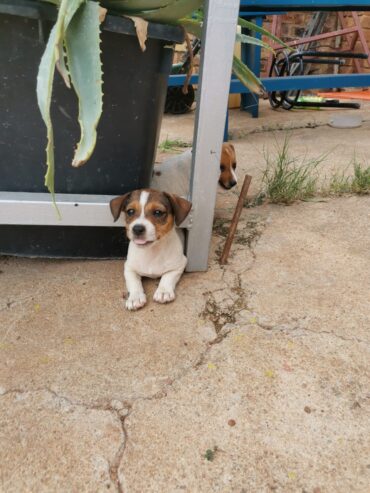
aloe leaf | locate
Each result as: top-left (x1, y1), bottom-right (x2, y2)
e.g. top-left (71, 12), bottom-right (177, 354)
top-left (236, 33), bottom-right (274, 53)
top-left (232, 55), bottom-right (266, 97)
top-left (238, 17), bottom-right (289, 49)
top-left (179, 17), bottom-right (202, 37)
top-left (102, 0), bottom-right (171, 11)
top-left (64, 0), bottom-right (103, 168)
top-left (36, 0), bottom-right (84, 203)
top-left (130, 0), bottom-right (203, 23)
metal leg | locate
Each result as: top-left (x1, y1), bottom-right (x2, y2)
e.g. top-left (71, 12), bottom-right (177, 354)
top-left (185, 0), bottom-right (240, 272)
top-left (224, 110), bottom-right (229, 142)
top-left (241, 16), bottom-right (263, 118)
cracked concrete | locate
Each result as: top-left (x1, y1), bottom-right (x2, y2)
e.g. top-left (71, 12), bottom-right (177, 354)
top-left (1, 109), bottom-right (370, 491)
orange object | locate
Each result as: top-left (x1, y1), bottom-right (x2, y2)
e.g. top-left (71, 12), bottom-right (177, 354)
top-left (317, 90), bottom-right (370, 101)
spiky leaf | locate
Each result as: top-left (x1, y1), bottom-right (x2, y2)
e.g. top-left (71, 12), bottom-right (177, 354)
top-left (236, 33), bottom-right (274, 53)
top-left (238, 17), bottom-right (289, 49)
top-left (232, 55), bottom-right (266, 96)
top-left (128, 0), bottom-right (202, 23)
top-left (36, 0), bottom-right (84, 202)
top-left (64, 1), bottom-right (103, 167)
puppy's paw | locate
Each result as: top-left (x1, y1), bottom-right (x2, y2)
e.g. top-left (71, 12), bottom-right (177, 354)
top-left (126, 292), bottom-right (147, 311)
top-left (153, 287), bottom-right (175, 304)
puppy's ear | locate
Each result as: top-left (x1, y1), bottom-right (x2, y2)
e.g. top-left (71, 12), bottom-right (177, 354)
top-left (109, 193), bottom-right (131, 223)
top-left (164, 193), bottom-right (192, 226)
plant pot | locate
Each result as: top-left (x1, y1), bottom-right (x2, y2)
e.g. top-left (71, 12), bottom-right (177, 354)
top-left (0, 0), bottom-right (184, 258)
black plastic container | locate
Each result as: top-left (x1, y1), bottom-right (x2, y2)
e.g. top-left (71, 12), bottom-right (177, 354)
top-left (0, 0), bottom-right (184, 257)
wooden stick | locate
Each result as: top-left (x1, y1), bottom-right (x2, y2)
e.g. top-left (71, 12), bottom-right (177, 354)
top-left (219, 174), bottom-right (252, 265)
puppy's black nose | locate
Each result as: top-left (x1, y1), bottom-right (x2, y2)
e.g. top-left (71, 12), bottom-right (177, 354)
top-left (132, 224), bottom-right (146, 236)
top-left (229, 180), bottom-right (237, 188)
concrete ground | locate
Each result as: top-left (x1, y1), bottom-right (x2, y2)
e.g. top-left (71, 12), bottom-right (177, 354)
top-left (1, 102), bottom-right (370, 492)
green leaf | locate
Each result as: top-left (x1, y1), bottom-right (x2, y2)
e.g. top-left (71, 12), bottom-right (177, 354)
top-left (36, 0), bottom-right (84, 205)
top-left (64, 1), bottom-right (103, 167)
top-left (102, 0), bottom-right (171, 11)
top-left (129, 0), bottom-right (203, 23)
top-left (179, 17), bottom-right (202, 37)
top-left (238, 17), bottom-right (289, 49)
top-left (232, 55), bottom-right (266, 97)
top-left (236, 32), bottom-right (275, 53)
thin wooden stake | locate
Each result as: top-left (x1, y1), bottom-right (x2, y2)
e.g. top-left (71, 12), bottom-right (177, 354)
top-left (219, 174), bottom-right (252, 265)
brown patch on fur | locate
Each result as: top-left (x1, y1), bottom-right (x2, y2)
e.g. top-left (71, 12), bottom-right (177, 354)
top-left (163, 192), bottom-right (192, 226)
top-left (146, 192), bottom-right (175, 238)
top-left (219, 143), bottom-right (237, 189)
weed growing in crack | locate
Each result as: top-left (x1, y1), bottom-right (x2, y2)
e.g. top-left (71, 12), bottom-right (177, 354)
top-left (158, 137), bottom-right (191, 153)
top-left (324, 158), bottom-right (370, 196)
top-left (260, 136), bottom-right (325, 204)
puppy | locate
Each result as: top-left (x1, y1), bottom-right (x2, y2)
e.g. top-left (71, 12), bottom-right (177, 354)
top-left (110, 189), bottom-right (192, 311)
top-left (152, 142), bottom-right (237, 196)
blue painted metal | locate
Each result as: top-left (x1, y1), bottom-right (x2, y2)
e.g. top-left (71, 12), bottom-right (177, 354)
top-left (240, 16), bottom-right (263, 117)
top-left (240, 0), bottom-right (370, 11)
top-left (169, 73), bottom-right (370, 92)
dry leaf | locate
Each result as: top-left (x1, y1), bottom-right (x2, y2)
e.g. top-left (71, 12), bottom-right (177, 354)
top-left (126, 15), bottom-right (148, 52)
top-left (99, 7), bottom-right (107, 24)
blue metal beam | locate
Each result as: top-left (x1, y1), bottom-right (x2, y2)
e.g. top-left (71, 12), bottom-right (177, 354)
top-left (169, 73), bottom-right (370, 92)
top-left (239, 0), bottom-right (370, 11)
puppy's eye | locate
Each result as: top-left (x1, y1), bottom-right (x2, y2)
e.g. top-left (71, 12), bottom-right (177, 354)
top-left (220, 164), bottom-right (226, 172)
top-left (232, 162), bottom-right (237, 170)
top-left (153, 210), bottom-right (164, 218)
top-left (126, 209), bottom-right (135, 217)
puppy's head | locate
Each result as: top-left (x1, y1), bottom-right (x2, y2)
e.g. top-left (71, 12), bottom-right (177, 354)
top-left (110, 189), bottom-right (192, 247)
top-left (219, 143), bottom-right (237, 190)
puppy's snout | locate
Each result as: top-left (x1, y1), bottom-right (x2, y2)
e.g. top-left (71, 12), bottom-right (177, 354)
top-left (229, 179), bottom-right (237, 188)
top-left (132, 224), bottom-right (146, 236)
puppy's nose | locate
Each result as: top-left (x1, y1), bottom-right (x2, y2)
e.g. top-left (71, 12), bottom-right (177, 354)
top-left (229, 179), bottom-right (237, 188)
top-left (132, 224), bottom-right (146, 236)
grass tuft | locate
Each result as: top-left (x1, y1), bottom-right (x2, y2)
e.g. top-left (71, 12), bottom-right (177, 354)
top-left (260, 137), bottom-right (324, 204)
top-left (327, 159), bottom-right (370, 196)
top-left (158, 138), bottom-right (192, 153)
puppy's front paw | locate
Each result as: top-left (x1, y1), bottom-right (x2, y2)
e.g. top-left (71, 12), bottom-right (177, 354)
top-left (153, 287), bottom-right (175, 304)
top-left (126, 292), bottom-right (147, 311)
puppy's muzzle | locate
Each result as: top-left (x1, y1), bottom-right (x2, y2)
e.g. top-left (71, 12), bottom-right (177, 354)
top-left (132, 224), bottom-right (146, 236)
top-left (219, 179), bottom-right (237, 190)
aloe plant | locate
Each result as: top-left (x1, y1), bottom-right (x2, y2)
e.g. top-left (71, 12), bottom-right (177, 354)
top-left (36, 0), bottom-right (279, 200)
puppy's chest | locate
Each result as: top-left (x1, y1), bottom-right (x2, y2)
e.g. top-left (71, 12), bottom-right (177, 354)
top-left (127, 240), bottom-right (184, 278)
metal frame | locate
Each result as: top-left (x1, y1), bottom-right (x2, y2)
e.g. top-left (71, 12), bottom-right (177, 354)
top-left (0, 0), bottom-right (239, 273)
top-left (4, 0), bottom-right (370, 271)
top-left (186, 0), bottom-right (240, 271)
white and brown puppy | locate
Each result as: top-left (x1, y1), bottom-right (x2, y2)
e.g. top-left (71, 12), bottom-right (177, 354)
top-left (152, 142), bottom-right (238, 196)
top-left (110, 189), bottom-right (192, 311)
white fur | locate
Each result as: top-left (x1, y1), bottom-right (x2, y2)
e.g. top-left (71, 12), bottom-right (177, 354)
top-left (231, 168), bottom-right (238, 184)
top-left (126, 191), bottom-right (157, 244)
top-left (124, 192), bottom-right (187, 310)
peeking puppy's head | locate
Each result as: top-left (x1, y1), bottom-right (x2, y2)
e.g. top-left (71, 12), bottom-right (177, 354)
top-left (219, 143), bottom-right (237, 190)
top-left (110, 189), bottom-right (192, 247)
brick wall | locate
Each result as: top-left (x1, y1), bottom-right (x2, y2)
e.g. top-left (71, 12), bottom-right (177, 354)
top-left (260, 11), bottom-right (370, 76)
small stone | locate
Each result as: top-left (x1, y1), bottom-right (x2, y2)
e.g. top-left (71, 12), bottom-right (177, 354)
top-left (228, 419), bottom-right (236, 427)
top-left (304, 406), bottom-right (312, 414)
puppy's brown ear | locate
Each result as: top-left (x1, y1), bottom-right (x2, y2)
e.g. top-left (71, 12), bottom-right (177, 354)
top-left (109, 193), bottom-right (131, 222)
top-left (164, 193), bottom-right (192, 226)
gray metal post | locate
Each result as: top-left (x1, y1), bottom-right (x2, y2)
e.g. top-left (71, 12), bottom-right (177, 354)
top-left (186, 0), bottom-right (240, 272)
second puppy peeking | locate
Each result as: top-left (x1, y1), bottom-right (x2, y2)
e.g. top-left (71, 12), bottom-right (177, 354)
top-left (152, 142), bottom-right (237, 196)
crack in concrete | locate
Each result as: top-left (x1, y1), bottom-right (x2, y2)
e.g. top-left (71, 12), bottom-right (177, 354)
top-left (253, 319), bottom-right (370, 346)
top-left (0, 387), bottom-right (129, 493)
top-left (0, 216), bottom-right (268, 490)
